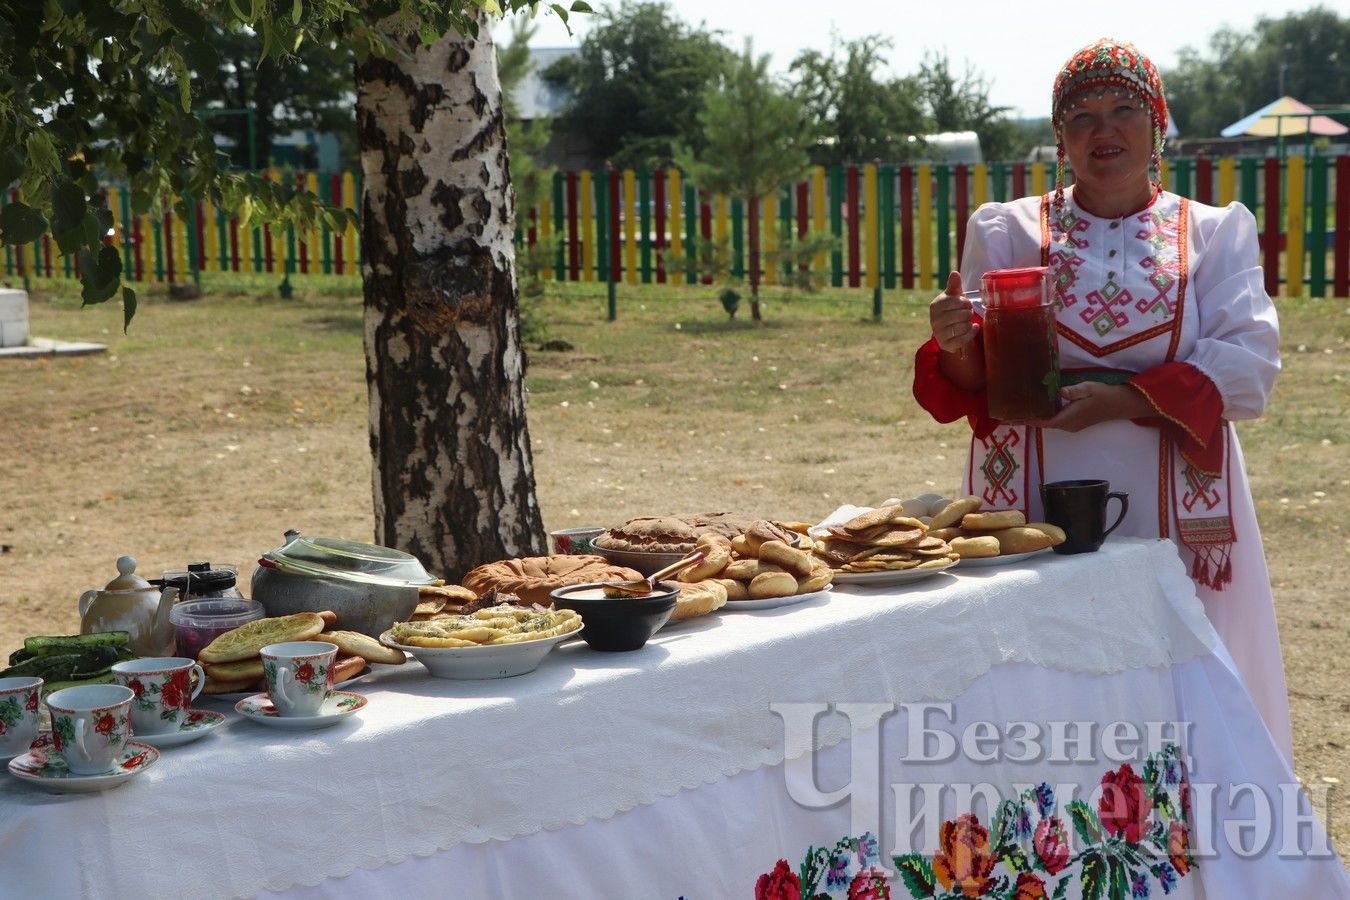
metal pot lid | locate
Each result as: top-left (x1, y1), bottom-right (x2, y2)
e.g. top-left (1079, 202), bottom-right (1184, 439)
top-left (160, 562), bottom-right (238, 593)
top-left (263, 535), bottom-right (436, 587)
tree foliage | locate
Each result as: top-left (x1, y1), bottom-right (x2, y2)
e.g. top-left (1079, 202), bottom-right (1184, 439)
top-left (191, 24), bottom-right (356, 170)
top-left (1163, 6), bottom-right (1350, 138)
top-left (916, 52), bottom-right (1019, 161)
top-left (789, 35), bottom-right (927, 165)
top-left (679, 41), bottom-right (816, 317)
top-left (543, 0), bottom-right (732, 167)
top-left (0, 0), bottom-right (588, 329)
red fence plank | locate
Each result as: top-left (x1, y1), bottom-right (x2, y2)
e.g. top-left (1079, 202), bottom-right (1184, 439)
top-left (845, 165), bottom-right (860, 288)
top-left (608, 168), bottom-right (621, 283)
top-left (1263, 158), bottom-right (1280, 296)
top-left (565, 171), bottom-right (579, 281)
top-left (1195, 156), bottom-right (1213, 206)
top-left (654, 168), bottom-right (666, 283)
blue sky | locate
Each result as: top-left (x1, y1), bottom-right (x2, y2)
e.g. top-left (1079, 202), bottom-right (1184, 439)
top-left (517, 0), bottom-right (1325, 119)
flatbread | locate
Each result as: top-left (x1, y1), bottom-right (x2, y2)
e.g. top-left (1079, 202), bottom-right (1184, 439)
top-left (203, 658), bottom-right (265, 682)
top-left (198, 612), bottom-right (326, 664)
top-left (323, 629), bottom-right (406, 666)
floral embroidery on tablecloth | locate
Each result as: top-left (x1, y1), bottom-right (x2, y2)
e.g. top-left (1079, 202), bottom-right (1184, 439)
top-left (752, 744), bottom-right (1194, 900)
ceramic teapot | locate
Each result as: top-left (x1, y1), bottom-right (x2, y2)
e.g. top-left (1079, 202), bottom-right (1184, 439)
top-left (78, 557), bottom-right (179, 656)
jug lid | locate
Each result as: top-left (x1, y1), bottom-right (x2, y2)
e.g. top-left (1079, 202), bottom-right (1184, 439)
top-left (160, 562), bottom-right (238, 595)
top-left (104, 556), bottom-right (153, 592)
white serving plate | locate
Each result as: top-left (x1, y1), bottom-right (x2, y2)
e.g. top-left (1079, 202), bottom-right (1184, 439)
top-left (720, 585), bottom-right (832, 611)
top-left (830, 560), bottom-right (958, 585)
top-left (953, 547), bottom-right (1053, 568)
top-left (379, 625), bottom-right (582, 679)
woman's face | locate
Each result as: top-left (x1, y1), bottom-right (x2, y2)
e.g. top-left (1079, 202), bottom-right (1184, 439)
top-left (1059, 88), bottom-right (1153, 198)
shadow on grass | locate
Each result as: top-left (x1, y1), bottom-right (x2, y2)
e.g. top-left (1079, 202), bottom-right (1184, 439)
top-left (303, 313), bottom-right (364, 334)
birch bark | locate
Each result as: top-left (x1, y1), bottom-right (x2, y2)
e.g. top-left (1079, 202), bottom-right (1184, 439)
top-left (355, 17), bottom-right (546, 579)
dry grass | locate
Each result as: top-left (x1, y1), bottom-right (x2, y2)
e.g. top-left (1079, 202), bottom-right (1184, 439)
top-left (1, 273), bottom-right (1346, 856)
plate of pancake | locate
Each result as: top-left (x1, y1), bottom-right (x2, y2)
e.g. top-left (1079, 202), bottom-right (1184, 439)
top-left (830, 560), bottom-right (958, 584)
top-left (952, 547), bottom-right (1053, 569)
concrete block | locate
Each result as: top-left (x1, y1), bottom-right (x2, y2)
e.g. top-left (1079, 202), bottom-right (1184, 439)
top-left (0, 288), bottom-right (26, 322)
top-left (0, 318), bottom-right (27, 348)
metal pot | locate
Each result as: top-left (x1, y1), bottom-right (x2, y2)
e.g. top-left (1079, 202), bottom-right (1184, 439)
top-left (250, 532), bottom-right (437, 638)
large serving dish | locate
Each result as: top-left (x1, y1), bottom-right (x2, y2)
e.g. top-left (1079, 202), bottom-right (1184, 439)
top-left (830, 560), bottom-right (958, 585)
top-left (720, 585), bottom-right (832, 611)
top-left (594, 545), bottom-right (688, 577)
top-left (953, 548), bottom-right (1053, 569)
top-left (379, 625), bottom-right (582, 679)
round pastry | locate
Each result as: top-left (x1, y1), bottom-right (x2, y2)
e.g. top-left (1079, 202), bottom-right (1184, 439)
top-left (757, 539), bottom-right (814, 577)
top-left (744, 520), bottom-right (800, 555)
top-left (331, 655), bottom-right (367, 683)
top-left (748, 571), bottom-right (799, 599)
top-left (679, 542), bottom-right (731, 581)
top-left (989, 526), bottom-right (1056, 554)
top-left (795, 562), bottom-right (834, 593)
top-left (1026, 522), bottom-right (1067, 545)
top-left (950, 535), bottom-right (1002, 558)
top-left (961, 509), bottom-right (1026, 531)
top-left (929, 496), bottom-right (982, 530)
top-left (462, 555), bottom-right (643, 607)
top-left (670, 580), bottom-right (729, 622)
top-left (323, 629), bottom-right (407, 666)
top-left (594, 512), bottom-right (760, 555)
top-left (714, 578), bottom-right (750, 601)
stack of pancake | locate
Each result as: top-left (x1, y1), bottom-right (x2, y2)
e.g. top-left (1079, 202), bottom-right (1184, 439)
top-left (810, 505), bottom-right (959, 572)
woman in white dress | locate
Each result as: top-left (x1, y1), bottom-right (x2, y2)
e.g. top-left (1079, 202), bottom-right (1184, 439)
top-left (914, 38), bottom-right (1294, 761)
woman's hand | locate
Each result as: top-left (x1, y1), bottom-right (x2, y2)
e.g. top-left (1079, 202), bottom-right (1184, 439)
top-left (1030, 382), bottom-right (1155, 433)
top-left (929, 271), bottom-right (978, 354)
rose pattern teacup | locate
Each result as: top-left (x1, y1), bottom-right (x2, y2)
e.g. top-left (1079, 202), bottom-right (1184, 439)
top-left (260, 641), bottom-right (337, 717)
top-left (0, 676), bottom-right (43, 758)
top-left (45, 684), bottom-right (135, 775)
top-left (111, 657), bottom-right (206, 735)
top-left (550, 527), bottom-right (605, 556)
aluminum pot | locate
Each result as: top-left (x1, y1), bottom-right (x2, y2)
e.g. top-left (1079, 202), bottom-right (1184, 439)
top-left (250, 532), bottom-right (437, 638)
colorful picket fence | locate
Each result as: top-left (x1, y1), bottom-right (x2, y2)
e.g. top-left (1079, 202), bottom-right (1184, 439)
top-left (6, 156), bottom-right (1349, 298)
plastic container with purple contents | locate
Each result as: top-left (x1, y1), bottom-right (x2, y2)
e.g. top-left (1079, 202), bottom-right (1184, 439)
top-left (169, 597), bottom-right (265, 661)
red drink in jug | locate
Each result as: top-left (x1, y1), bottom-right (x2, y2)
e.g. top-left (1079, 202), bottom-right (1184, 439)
top-left (981, 267), bottom-right (1061, 421)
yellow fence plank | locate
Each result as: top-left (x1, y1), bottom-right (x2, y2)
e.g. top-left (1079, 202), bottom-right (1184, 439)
top-left (1285, 155), bottom-right (1305, 298)
top-left (864, 163), bottom-right (879, 289)
top-left (579, 170), bottom-right (594, 282)
top-left (668, 169), bottom-right (683, 285)
top-left (1217, 158), bottom-right (1236, 207)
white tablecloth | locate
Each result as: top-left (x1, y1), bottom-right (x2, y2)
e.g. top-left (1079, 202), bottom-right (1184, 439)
top-left (1, 538), bottom-right (1345, 898)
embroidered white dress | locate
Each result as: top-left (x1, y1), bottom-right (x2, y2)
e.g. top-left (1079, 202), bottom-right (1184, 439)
top-left (955, 187), bottom-right (1293, 761)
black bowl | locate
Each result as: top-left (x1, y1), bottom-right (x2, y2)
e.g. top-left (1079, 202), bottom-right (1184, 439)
top-left (550, 581), bottom-right (679, 652)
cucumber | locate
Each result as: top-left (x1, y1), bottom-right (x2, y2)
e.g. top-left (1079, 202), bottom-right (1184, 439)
top-left (1, 652), bottom-right (84, 680)
top-left (41, 673), bottom-right (117, 694)
top-left (7, 647), bottom-right (34, 667)
top-left (24, 632), bottom-right (131, 656)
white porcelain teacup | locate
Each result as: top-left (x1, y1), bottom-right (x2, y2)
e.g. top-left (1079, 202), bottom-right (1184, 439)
top-left (46, 684), bottom-right (135, 775)
top-left (260, 641), bottom-right (337, 717)
top-left (0, 676), bottom-right (43, 758)
top-left (112, 657), bottom-right (206, 735)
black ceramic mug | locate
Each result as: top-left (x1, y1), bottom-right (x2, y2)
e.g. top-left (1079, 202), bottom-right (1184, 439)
top-left (1039, 480), bottom-right (1129, 554)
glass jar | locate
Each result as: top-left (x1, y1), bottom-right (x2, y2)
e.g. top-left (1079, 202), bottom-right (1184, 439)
top-left (981, 266), bottom-right (1061, 421)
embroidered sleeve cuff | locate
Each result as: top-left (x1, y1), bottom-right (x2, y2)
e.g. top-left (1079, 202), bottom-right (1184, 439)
top-left (1128, 363), bottom-right (1225, 476)
top-left (913, 326), bottom-right (996, 439)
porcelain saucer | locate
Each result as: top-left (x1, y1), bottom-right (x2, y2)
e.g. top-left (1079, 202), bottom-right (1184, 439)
top-left (133, 710), bottom-right (226, 748)
top-left (8, 739), bottom-right (159, 792)
top-left (0, 730), bottom-right (51, 764)
top-left (234, 691), bottom-right (367, 730)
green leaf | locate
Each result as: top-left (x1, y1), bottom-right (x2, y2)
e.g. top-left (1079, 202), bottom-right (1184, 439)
top-left (549, 3), bottom-right (568, 25)
top-left (0, 148), bottom-right (23, 189)
top-left (51, 180), bottom-right (88, 254)
top-left (0, 202), bottom-right (48, 245)
top-left (892, 854), bottom-right (937, 897)
top-left (78, 245), bottom-right (123, 306)
top-left (998, 844), bottom-right (1031, 874)
top-left (1067, 800), bottom-right (1103, 846)
top-left (122, 287), bottom-right (137, 332)
top-left (291, 0), bottom-right (302, 24)
top-left (569, 0), bottom-right (592, 10)
top-left (1051, 877), bottom-right (1070, 900)
top-left (1081, 852), bottom-right (1106, 900)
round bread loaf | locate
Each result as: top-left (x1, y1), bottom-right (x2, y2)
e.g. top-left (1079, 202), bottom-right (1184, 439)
top-left (714, 578), bottom-right (750, 601)
top-left (748, 570), bottom-right (798, 599)
top-left (670, 581), bottom-right (728, 621)
top-left (989, 526), bottom-right (1055, 555)
top-left (929, 496), bottom-right (982, 530)
top-left (757, 539), bottom-right (814, 577)
top-left (949, 535), bottom-right (1002, 558)
top-left (462, 555), bottom-right (643, 606)
top-left (1025, 522), bottom-right (1067, 545)
top-left (961, 509), bottom-right (1026, 530)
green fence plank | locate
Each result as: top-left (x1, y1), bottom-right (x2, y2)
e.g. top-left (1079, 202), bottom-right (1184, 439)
top-left (991, 162), bottom-right (1007, 203)
top-left (685, 183), bottom-right (698, 282)
top-left (1309, 155), bottom-right (1328, 297)
top-left (1173, 158), bottom-right (1192, 199)
top-left (320, 175), bottom-right (333, 275)
top-left (829, 165), bottom-right (843, 287)
top-left (118, 190), bottom-right (133, 278)
top-left (595, 169), bottom-right (609, 284)
top-left (935, 164), bottom-right (950, 280)
top-left (731, 197), bottom-right (745, 279)
top-left (152, 212), bottom-right (165, 281)
top-left (1239, 157), bottom-right (1258, 217)
top-left (779, 185), bottom-right (792, 281)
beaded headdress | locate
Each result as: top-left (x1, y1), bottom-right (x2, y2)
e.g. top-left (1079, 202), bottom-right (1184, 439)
top-left (1051, 38), bottom-right (1168, 210)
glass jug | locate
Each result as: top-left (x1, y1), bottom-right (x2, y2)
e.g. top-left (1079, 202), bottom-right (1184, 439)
top-left (981, 266), bottom-right (1061, 421)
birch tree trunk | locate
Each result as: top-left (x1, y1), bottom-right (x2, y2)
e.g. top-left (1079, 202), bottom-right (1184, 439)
top-left (355, 17), bottom-right (546, 580)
